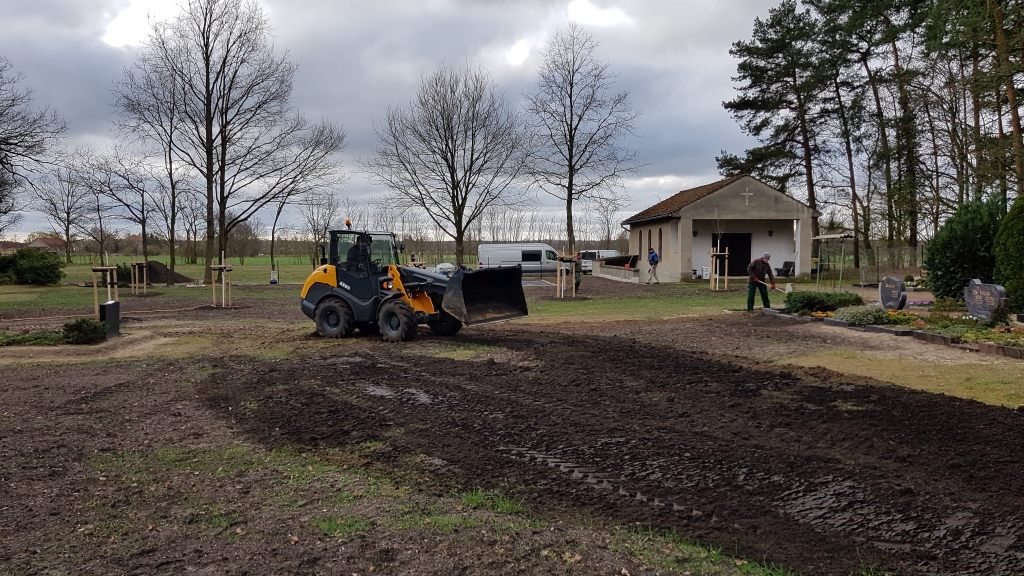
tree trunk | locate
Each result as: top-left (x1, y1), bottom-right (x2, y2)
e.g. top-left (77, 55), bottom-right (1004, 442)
top-left (862, 55), bottom-right (896, 253)
top-left (794, 88), bottom-right (819, 253)
top-left (971, 45), bottom-right (984, 202)
top-left (454, 230), bottom-right (464, 267)
top-left (565, 195), bottom-right (575, 255)
top-left (992, 0), bottom-right (1024, 198)
top-left (834, 80), bottom-right (860, 268)
top-left (64, 223), bottom-right (73, 265)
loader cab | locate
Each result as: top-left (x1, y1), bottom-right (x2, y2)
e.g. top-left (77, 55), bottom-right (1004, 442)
top-left (329, 230), bottom-right (400, 299)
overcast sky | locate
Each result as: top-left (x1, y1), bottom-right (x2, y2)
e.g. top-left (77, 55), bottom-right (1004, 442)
top-left (0, 0), bottom-right (776, 238)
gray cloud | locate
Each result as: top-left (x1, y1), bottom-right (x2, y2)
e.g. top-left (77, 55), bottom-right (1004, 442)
top-left (0, 0), bottom-right (773, 236)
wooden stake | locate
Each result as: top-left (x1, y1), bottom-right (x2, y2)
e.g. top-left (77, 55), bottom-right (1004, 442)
top-left (93, 271), bottom-right (99, 320)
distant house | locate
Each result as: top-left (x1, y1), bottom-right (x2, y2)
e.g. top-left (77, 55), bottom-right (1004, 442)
top-left (25, 237), bottom-right (67, 255)
top-left (0, 241), bottom-right (25, 254)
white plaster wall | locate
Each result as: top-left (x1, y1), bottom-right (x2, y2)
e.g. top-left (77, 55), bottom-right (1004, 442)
top-left (690, 219), bottom-right (796, 278)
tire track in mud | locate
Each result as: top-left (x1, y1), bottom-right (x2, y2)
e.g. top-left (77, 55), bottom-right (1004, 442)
top-left (204, 333), bottom-right (1024, 575)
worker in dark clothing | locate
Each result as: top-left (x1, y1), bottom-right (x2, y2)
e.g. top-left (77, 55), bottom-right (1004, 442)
top-left (346, 234), bottom-right (371, 271)
top-left (574, 253), bottom-right (582, 293)
top-left (747, 252), bottom-right (776, 312)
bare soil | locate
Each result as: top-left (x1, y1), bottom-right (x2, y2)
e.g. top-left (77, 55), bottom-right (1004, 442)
top-left (2, 279), bottom-right (1022, 575)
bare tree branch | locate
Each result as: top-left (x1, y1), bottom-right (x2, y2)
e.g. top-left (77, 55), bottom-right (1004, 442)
top-left (0, 55), bottom-right (67, 235)
top-left (362, 63), bottom-right (529, 265)
top-left (525, 23), bottom-right (644, 252)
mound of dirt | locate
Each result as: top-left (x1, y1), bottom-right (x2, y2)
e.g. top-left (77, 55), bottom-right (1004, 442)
top-left (145, 260), bottom-right (194, 284)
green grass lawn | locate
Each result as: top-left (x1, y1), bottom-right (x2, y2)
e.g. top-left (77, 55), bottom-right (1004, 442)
top-left (0, 283), bottom-right (300, 313)
top-left (526, 293), bottom-right (751, 322)
top-left (60, 255), bottom-right (319, 285)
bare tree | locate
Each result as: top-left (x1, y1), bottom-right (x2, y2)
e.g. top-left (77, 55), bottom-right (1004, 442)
top-left (583, 189), bottom-right (630, 246)
top-left (33, 152), bottom-right (91, 263)
top-left (363, 63), bottom-right (530, 265)
top-left (178, 188), bottom-right (204, 264)
top-left (298, 188), bottom-right (341, 262)
top-left (151, 165), bottom-right (194, 282)
top-left (78, 187), bottom-right (118, 261)
top-left (227, 215), bottom-right (262, 264)
top-left (139, 0), bottom-right (344, 283)
top-left (0, 55), bottom-right (67, 234)
top-left (86, 148), bottom-right (157, 261)
top-left (113, 37), bottom-right (189, 276)
top-left (0, 171), bottom-right (20, 237)
top-left (525, 23), bottom-right (643, 253)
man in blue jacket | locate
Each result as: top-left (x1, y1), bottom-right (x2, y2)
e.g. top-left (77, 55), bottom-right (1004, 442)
top-left (646, 247), bottom-right (660, 284)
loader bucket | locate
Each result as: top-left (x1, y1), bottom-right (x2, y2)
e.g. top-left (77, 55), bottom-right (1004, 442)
top-left (443, 266), bottom-right (528, 326)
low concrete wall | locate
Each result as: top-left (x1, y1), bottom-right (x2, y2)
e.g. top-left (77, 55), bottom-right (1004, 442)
top-left (594, 263), bottom-right (641, 283)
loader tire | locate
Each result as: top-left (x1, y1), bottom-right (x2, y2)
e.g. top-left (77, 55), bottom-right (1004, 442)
top-left (379, 300), bottom-right (417, 343)
top-left (428, 310), bottom-right (462, 336)
top-left (314, 299), bottom-right (355, 338)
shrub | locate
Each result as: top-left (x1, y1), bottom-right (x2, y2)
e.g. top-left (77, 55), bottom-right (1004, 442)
top-left (924, 199), bottom-right (1002, 301)
top-left (116, 262), bottom-right (131, 287)
top-left (0, 248), bottom-right (65, 285)
top-left (0, 330), bottom-right (63, 346)
top-left (994, 195), bottom-right (1024, 311)
top-left (930, 296), bottom-right (962, 312)
top-left (903, 274), bottom-right (915, 282)
top-left (784, 291), bottom-right (864, 314)
top-left (62, 318), bottom-right (106, 345)
top-left (833, 305), bottom-right (890, 326)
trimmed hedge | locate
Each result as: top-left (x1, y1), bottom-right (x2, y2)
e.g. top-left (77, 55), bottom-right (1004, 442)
top-left (994, 195), bottom-right (1024, 311)
top-left (0, 248), bottom-right (65, 285)
top-left (833, 305), bottom-right (890, 326)
top-left (924, 199), bottom-right (1002, 301)
top-left (784, 291), bottom-right (864, 314)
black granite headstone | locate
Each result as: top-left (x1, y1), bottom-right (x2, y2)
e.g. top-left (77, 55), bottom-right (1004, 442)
top-left (99, 300), bottom-right (120, 338)
top-left (964, 279), bottom-right (1009, 320)
top-left (879, 276), bottom-right (907, 310)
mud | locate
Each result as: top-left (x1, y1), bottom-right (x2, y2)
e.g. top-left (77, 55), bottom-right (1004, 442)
top-left (3, 279), bottom-right (1023, 575)
top-left (199, 325), bottom-right (1024, 575)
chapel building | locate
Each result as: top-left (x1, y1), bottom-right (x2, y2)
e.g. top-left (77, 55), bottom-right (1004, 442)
top-left (621, 175), bottom-right (817, 282)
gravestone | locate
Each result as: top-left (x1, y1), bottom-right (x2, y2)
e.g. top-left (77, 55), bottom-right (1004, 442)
top-left (964, 279), bottom-right (1009, 320)
top-left (99, 300), bottom-right (120, 338)
top-left (879, 276), bottom-right (907, 310)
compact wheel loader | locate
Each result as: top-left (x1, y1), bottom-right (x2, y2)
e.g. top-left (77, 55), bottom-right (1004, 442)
top-left (300, 229), bottom-right (528, 342)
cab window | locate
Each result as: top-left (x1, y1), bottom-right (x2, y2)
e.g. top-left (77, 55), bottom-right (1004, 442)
top-left (545, 250), bottom-right (557, 261)
top-left (369, 234), bottom-right (398, 269)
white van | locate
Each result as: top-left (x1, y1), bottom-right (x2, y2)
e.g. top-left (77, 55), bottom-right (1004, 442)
top-left (478, 243), bottom-right (559, 275)
top-left (578, 249), bottom-right (621, 274)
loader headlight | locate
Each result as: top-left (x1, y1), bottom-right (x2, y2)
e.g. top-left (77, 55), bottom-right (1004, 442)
top-left (382, 279), bottom-right (393, 290)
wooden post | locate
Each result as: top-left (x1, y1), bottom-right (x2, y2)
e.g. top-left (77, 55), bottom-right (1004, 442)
top-left (143, 261), bottom-right (148, 295)
top-left (724, 248), bottom-right (729, 290)
top-left (709, 253), bottom-right (715, 290)
top-left (227, 267), bottom-right (232, 307)
top-left (112, 264), bottom-right (118, 302)
top-left (93, 271), bottom-right (99, 320)
top-left (212, 274), bottom-right (216, 306)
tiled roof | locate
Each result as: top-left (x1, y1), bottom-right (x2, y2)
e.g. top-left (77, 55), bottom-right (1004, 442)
top-left (27, 237), bottom-right (65, 248)
top-left (622, 174), bottom-right (748, 224)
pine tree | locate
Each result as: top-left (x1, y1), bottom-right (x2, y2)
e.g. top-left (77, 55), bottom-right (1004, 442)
top-left (994, 195), bottom-right (1024, 310)
top-left (721, 0), bottom-right (829, 240)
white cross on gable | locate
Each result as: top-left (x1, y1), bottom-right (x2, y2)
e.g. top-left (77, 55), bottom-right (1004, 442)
top-left (741, 189), bottom-right (754, 205)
